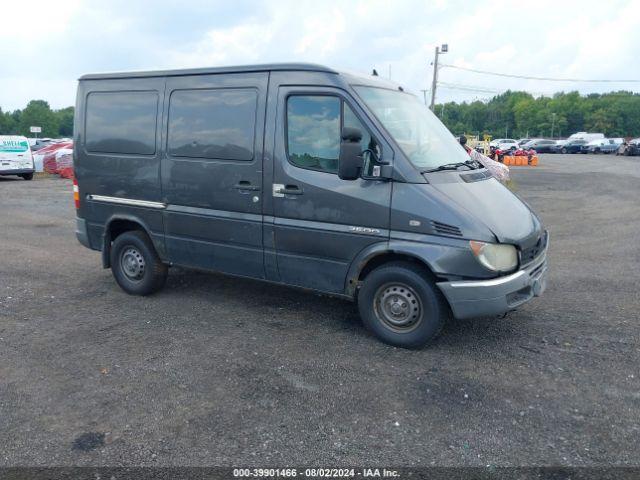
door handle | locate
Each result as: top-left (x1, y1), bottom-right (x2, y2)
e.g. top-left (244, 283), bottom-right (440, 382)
top-left (234, 181), bottom-right (260, 192)
top-left (277, 184), bottom-right (303, 196)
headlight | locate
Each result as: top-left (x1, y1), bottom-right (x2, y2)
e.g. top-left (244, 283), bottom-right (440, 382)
top-left (469, 241), bottom-right (518, 272)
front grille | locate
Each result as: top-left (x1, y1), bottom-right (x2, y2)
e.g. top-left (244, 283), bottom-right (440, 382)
top-left (431, 220), bottom-right (463, 237)
top-left (521, 231), bottom-right (548, 265)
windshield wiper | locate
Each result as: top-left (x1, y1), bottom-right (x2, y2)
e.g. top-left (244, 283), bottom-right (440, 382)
top-left (422, 160), bottom-right (479, 173)
top-left (464, 159), bottom-right (482, 169)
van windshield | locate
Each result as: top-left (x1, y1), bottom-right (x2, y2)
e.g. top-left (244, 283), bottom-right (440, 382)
top-left (354, 86), bottom-right (469, 171)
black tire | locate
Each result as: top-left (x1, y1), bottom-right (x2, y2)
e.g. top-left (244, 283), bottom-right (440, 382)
top-left (110, 230), bottom-right (167, 296)
top-left (561, 147), bottom-right (567, 154)
top-left (357, 262), bottom-right (449, 349)
top-left (20, 173), bottom-right (34, 180)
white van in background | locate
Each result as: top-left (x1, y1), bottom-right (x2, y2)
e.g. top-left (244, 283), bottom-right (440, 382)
top-left (0, 136), bottom-right (35, 180)
top-left (567, 132), bottom-right (605, 142)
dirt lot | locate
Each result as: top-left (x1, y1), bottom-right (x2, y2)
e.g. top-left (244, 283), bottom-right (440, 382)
top-left (1, 154), bottom-right (639, 467)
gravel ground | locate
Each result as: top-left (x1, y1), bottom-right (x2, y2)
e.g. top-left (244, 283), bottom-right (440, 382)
top-left (0, 154), bottom-right (639, 467)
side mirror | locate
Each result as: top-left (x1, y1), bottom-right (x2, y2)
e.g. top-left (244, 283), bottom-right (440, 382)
top-left (338, 127), bottom-right (363, 180)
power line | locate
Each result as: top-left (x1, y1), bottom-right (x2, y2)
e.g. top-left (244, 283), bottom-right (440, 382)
top-left (437, 82), bottom-right (501, 94)
top-left (440, 64), bottom-right (640, 83)
top-left (438, 81), bottom-right (552, 97)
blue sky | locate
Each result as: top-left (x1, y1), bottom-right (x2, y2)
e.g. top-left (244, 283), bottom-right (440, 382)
top-left (2, 0), bottom-right (639, 111)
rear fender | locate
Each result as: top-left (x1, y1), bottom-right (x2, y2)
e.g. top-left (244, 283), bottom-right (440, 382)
top-left (101, 214), bottom-right (158, 269)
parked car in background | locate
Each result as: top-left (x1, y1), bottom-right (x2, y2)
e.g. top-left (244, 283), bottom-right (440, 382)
top-left (490, 139), bottom-right (519, 151)
top-left (581, 138), bottom-right (624, 154)
top-left (523, 139), bottom-right (556, 153)
top-left (29, 138), bottom-right (53, 151)
top-left (0, 135), bottom-right (35, 180)
top-left (517, 138), bottom-right (531, 146)
top-left (556, 139), bottom-right (587, 154)
top-left (549, 139), bottom-right (568, 153)
top-left (617, 138), bottom-right (640, 156)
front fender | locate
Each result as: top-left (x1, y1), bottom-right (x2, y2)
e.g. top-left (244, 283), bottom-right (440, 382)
top-left (344, 234), bottom-right (496, 296)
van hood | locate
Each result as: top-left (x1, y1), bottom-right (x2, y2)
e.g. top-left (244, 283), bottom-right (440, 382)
top-left (426, 174), bottom-right (542, 248)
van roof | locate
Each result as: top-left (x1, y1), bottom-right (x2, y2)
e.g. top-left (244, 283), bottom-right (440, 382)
top-left (79, 62), bottom-right (339, 80)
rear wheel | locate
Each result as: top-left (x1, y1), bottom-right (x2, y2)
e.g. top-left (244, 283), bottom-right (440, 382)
top-left (110, 230), bottom-right (167, 296)
top-left (561, 147), bottom-right (567, 154)
top-left (20, 173), bottom-right (34, 180)
top-left (357, 262), bottom-right (449, 348)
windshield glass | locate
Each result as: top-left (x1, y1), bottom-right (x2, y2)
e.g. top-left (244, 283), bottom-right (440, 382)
top-left (354, 86), bottom-right (469, 170)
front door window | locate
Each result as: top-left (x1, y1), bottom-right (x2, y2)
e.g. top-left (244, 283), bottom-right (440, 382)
top-left (286, 94), bottom-right (380, 176)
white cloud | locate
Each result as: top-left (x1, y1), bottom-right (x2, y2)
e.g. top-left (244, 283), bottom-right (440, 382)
top-left (0, 0), bottom-right (81, 39)
top-left (1, 0), bottom-right (639, 110)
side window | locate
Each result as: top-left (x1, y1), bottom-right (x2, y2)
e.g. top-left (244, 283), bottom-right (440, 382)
top-left (85, 91), bottom-right (158, 155)
top-left (287, 96), bottom-right (340, 173)
top-left (286, 95), bottom-right (379, 175)
top-left (168, 88), bottom-right (257, 161)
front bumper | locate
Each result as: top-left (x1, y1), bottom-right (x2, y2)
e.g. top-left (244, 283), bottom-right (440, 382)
top-left (437, 250), bottom-right (548, 320)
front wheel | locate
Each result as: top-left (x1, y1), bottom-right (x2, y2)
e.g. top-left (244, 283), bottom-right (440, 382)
top-left (110, 230), bottom-right (167, 296)
top-left (357, 262), bottom-right (449, 348)
top-left (20, 173), bottom-right (34, 180)
top-left (561, 147), bottom-right (567, 154)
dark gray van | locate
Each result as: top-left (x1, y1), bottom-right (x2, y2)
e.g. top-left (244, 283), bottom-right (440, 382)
top-left (74, 63), bottom-right (548, 348)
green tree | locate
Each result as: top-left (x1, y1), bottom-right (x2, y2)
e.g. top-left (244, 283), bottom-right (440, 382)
top-left (436, 90), bottom-right (640, 138)
top-left (55, 107), bottom-right (74, 137)
top-left (18, 100), bottom-right (58, 137)
top-left (0, 108), bottom-right (14, 134)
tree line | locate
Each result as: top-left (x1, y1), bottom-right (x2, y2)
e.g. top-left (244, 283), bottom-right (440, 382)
top-left (0, 100), bottom-right (74, 138)
top-left (435, 90), bottom-right (640, 139)
top-left (3, 90), bottom-right (640, 140)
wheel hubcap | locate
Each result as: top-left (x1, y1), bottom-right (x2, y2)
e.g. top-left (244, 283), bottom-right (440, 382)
top-left (121, 247), bottom-right (145, 281)
top-left (374, 283), bottom-right (422, 332)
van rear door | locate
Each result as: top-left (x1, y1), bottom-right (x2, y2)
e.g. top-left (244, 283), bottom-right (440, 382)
top-left (162, 73), bottom-right (268, 279)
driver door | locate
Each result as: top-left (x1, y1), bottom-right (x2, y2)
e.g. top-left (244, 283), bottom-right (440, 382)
top-left (270, 85), bottom-right (392, 294)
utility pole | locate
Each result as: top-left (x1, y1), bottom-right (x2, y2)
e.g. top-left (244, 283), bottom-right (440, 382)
top-left (429, 43), bottom-right (448, 111)
top-left (550, 113), bottom-right (556, 139)
top-left (420, 89), bottom-right (428, 106)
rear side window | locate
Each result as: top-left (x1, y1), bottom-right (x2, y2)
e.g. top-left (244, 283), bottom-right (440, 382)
top-left (168, 89), bottom-right (257, 161)
top-left (85, 91), bottom-right (158, 155)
